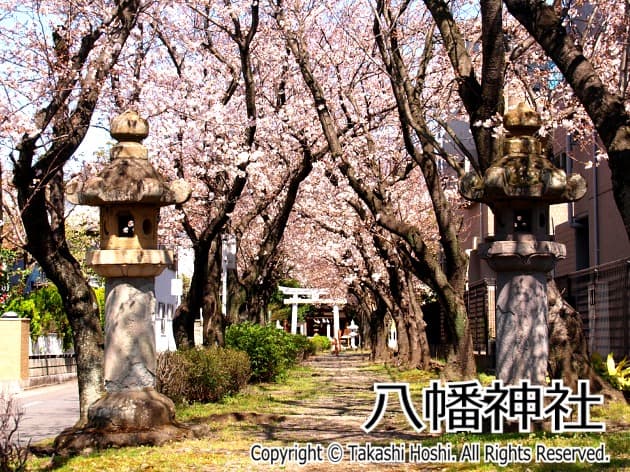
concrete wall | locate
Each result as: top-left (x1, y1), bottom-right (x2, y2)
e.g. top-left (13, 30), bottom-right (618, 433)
top-left (551, 131), bottom-right (630, 276)
top-left (0, 318), bottom-right (30, 389)
top-left (28, 354), bottom-right (77, 388)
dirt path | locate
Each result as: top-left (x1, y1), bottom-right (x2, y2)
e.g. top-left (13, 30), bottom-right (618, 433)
top-left (258, 352), bottom-right (419, 444)
top-left (229, 351), bottom-right (435, 471)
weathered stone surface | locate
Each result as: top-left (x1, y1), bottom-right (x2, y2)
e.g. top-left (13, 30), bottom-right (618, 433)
top-left (503, 101), bottom-right (541, 132)
top-left (66, 110), bottom-right (191, 207)
top-left (104, 278), bottom-right (156, 392)
top-left (480, 240), bottom-right (566, 272)
top-left (110, 110), bottom-right (149, 142)
top-left (87, 249), bottom-right (173, 277)
top-left (495, 272), bottom-right (549, 385)
top-left (459, 102), bottom-right (586, 204)
top-left (66, 157), bottom-right (190, 206)
top-left (482, 240), bottom-right (563, 385)
top-left (460, 153), bottom-right (587, 203)
top-left (88, 388), bottom-right (176, 430)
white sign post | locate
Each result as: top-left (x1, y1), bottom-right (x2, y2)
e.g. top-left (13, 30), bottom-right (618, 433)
top-left (221, 234), bottom-right (237, 319)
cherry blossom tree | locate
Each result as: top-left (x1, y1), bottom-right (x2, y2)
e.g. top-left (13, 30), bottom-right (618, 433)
top-left (284, 163), bottom-right (433, 367)
top-left (106, 1), bottom-right (334, 347)
top-left (0, 0), bottom-right (142, 422)
top-left (88, 1), bottom-right (455, 365)
top-left (154, 1), bottom-right (260, 347)
top-left (269, 0), bottom-right (478, 378)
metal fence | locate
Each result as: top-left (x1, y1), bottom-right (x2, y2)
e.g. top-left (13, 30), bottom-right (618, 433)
top-left (555, 258), bottom-right (630, 361)
top-left (465, 278), bottom-right (496, 355)
top-left (28, 353), bottom-right (77, 387)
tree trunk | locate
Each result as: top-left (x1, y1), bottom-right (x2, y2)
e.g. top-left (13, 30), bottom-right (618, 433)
top-left (368, 302), bottom-right (390, 362)
top-left (173, 242), bottom-right (211, 348)
top-left (395, 315), bottom-right (410, 366)
top-left (8, 0), bottom-right (140, 424)
top-left (203, 296), bottom-right (223, 347)
top-left (393, 300), bottom-right (431, 369)
top-left (547, 280), bottom-right (624, 401)
top-left (62, 280), bottom-right (104, 426)
top-left (440, 291), bottom-right (476, 380)
top-left (47, 255), bottom-right (104, 425)
top-left (204, 256), bottom-right (226, 347)
top-left (14, 171), bottom-right (104, 424)
top-left (405, 308), bottom-right (431, 370)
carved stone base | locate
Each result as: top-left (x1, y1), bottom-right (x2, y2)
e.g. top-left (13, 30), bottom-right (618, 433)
top-left (481, 238), bottom-right (565, 386)
top-left (494, 272), bottom-right (549, 385)
top-left (53, 389), bottom-right (194, 454)
top-left (88, 388), bottom-right (176, 429)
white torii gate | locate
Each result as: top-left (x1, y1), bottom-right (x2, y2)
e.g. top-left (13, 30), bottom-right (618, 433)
top-left (278, 286), bottom-right (346, 338)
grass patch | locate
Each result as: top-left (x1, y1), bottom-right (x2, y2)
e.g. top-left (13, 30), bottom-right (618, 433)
top-left (29, 439), bottom-right (255, 471)
top-left (592, 399), bottom-right (630, 425)
top-left (175, 365), bottom-right (321, 422)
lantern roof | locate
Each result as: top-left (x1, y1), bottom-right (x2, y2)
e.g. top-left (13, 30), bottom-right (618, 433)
top-left (67, 110), bottom-right (190, 207)
top-left (459, 103), bottom-right (586, 204)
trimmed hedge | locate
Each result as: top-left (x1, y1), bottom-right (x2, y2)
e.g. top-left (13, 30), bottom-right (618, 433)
top-left (310, 334), bottom-right (332, 352)
top-left (156, 346), bottom-right (251, 404)
top-left (288, 332), bottom-right (317, 359)
top-left (225, 322), bottom-right (313, 382)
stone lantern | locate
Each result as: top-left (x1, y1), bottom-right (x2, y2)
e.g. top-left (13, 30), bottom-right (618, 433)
top-left (460, 103), bottom-right (586, 385)
top-left (65, 110), bottom-right (191, 444)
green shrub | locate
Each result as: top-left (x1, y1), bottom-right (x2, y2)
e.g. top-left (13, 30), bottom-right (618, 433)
top-left (156, 347), bottom-right (251, 404)
top-left (225, 322), bottom-right (307, 382)
top-left (310, 334), bottom-right (332, 352)
top-left (4, 284), bottom-right (73, 350)
top-left (288, 334), bottom-right (316, 360)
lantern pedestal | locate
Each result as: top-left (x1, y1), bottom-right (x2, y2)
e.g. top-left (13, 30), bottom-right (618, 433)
top-left (87, 389), bottom-right (176, 431)
top-left (481, 239), bottom-right (565, 385)
top-left (88, 277), bottom-right (183, 433)
top-left (103, 278), bottom-right (157, 391)
top-left (54, 389), bottom-right (190, 453)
